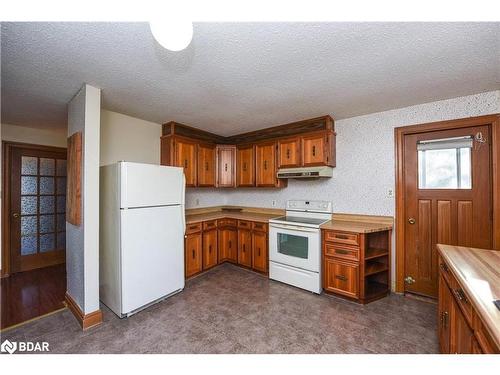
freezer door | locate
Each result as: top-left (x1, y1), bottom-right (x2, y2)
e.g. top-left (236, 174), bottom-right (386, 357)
top-left (120, 162), bottom-right (184, 208)
top-left (120, 205), bottom-right (185, 314)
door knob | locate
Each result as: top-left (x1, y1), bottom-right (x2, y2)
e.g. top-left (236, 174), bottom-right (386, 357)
top-left (12, 212), bottom-right (20, 218)
top-left (408, 218), bottom-right (416, 225)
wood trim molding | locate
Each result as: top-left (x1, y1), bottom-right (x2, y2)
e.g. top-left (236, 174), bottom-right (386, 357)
top-left (65, 292), bottom-right (103, 330)
top-left (394, 114), bottom-right (500, 293)
top-left (1, 141), bottom-right (67, 277)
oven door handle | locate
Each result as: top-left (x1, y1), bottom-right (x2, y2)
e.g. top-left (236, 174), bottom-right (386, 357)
top-left (269, 223), bottom-right (319, 233)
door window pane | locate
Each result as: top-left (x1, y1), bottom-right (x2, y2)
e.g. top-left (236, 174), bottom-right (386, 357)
top-left (56, 177), bottom-right (66, 195)
top-left (40, 158), bottom-right (55, 175)
top-left (40, 233), bottom-right (55, 252)
top-left (21, 216), bottom-right (37, 235)
top-left (418, 137), bottom-right (472, 189)
top-left (40, 215), bottom-right (55, 233)
top-left (21, 196), bottom-right (38, 215)
top-left (57, 214), bottom-right (66, 231)
top-left (21, 235), bottom-right (37, 255)
top-left (21, 156), bottom-right (38, 175)
top-left (40, 177), bottom-right (55, 194)
top-left (40, 196), bottom-right (55, 214)
top-left (57, 232), bottom-right (66, 250)
top-left (56, 159), bottom-right (67, 176)
top-left (57, 196), bottom-right (66, 213)
top-left (277, 233), bottom-right (308, 259)
top-left (21, 176), bottom-right (37, 195)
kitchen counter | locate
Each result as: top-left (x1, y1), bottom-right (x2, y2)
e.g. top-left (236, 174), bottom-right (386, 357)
top-left (186, 211), bottom-right (280, 224)
top-left (319, 220), bottom-right (393, 233)
top-left (437, 244), bottom-right (500, 350)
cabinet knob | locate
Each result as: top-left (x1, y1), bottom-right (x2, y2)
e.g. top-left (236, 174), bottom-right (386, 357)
top-left (264, 160), bottom-right (267, 170)
top-left (312, 145), bottom-right (316, 156)
top-left (408, 218), bottom-right (416, 225)
top-left (225, 163), bottom-right (228, 172)
top-left (286, 149), bottom-right (290, 159)
top-left (192, 249), bottom-right (195, 259)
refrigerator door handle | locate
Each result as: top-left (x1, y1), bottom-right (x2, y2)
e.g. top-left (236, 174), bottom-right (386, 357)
top-left (181, 174), bottom-right (186, 235)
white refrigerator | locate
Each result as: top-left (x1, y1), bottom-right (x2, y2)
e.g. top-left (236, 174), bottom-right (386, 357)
top-left (99, 162), bottom-right (186, 317)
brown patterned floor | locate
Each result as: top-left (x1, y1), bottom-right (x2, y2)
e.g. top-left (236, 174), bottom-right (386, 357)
top-left (1, 263), bottom-right (438, 353)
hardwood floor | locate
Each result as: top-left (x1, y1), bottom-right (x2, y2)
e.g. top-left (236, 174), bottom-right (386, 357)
top-left (1, 264), bottom-right (66, 330)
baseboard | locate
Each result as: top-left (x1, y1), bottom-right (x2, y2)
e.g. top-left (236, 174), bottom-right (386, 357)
top-left (65, 292), bottom-right (103, 330)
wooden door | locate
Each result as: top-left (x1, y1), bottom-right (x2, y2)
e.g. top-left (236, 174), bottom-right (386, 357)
top-left (255, 141), bottom-right (277, 187)
top-left (278, 137), bottom-right (301, 168)
top-left (404, 125), bottom-right (492, 297)
top-left (7, 144), bottom-right (67, 273)
top-left (237, 229), bottom-right (252, 267)
top-left (202, 229), bottom-right (218, 270)
top-left (219, 227), bottom-right (237, 263)
top-left (252, 231), bottom-right (267, 273)
top-left (451, 298), bottom-right (474, 354)
top-left (323, 258), bottom-right (359, 298)
top-left (216, 146), bottom-right (236, 187)
top-left (236, 145), bottom-right (255, 187)
top-left (174, 138), bottom-right (197, 187)
top-left (438, 274), bottom-right (453, 353)
top-left (197, 143), bottom-right (216, 187)
top-left (302, 133), bottom-right (327, 167)
top-left (185, 232), bottom-right (202, 277)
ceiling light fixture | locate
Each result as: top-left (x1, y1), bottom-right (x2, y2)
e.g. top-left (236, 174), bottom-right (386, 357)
top-left (149, 19), bottom-right (193, 52)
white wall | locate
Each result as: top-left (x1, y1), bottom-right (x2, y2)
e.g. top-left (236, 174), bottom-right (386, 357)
top-left (185, 90), bottom-right (500, 288)
top-left (66, 84), bottom-right (101, 314)
top-left (100, 110), bottom-right (161, 166)
top-left (0, 124), bottom-right (67, 272)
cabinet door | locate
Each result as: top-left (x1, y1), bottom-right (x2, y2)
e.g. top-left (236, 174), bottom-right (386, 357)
top-left (238, 229), bottom-right (252, 267)
top-left (302, 133), bottom-right (328, 167)
top-left (219, 227), bottom-right (237, 263)
top-left (217, 146), bottom-right (236, 187)
top-left (185, 232), bottom-right (202, 278)
top-left (278, 137), bottom-right (301, 168)
top-left (237, 145), bottom-right (255, 187)
top-left (438, 274), bottom-right (453, 353)
top-left (174, 138), bottom-right (197, 187)
top-left (323, 258), bottom-right (359, 298)
top-left (197, 143), bottom-right (216, 187)
top-left (451, 298), bottom-right (474, 354)
top-left (255, 141), bottom-right (278, 187)
top-left (202, 229), bottom-right (218, 270)
top-left (252, 230), bottom-right (268, 273)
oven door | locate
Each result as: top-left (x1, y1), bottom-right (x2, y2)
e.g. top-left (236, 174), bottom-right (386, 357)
top-left (269, 222), bottom-right (320, 272)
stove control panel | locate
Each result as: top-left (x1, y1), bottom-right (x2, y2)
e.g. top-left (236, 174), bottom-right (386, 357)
top-left (286, 200), bottom-right (332, 213)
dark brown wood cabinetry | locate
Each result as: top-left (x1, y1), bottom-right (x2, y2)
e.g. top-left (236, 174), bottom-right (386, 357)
top-left (236, 145), bottom-right (255, 187)
top-left (216, 145), bottom-right (236, 187)
top-left (302, 132), bottom-right (334, 167)
top-left (160, 136), bottom-right (198, 187)
top-left (255, 141), bottom-right (282, 187)
top-left (237, 221), bottom-right (253, 268)
top-left (278, 136), bottom-right (301, 168)
top-left (202, 221), bottom-right (218, 270)
top-left (185, 224), bottom-right (203, 278)
top-left (322, 228), bottom-right (391, 304)
top-left (218, 219), bottom-right (238, 263)
top-left (197, 143), bottom-right (216, 187)
top-left (251, 222), bottom-right (268, 273)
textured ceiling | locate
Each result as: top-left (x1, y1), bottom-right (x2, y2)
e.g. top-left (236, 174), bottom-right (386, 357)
top-left (1, 22), bottom-right (499, 134)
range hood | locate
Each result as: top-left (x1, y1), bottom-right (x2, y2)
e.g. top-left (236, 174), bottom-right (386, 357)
top-left (277, 166), bottom-right (333, 179)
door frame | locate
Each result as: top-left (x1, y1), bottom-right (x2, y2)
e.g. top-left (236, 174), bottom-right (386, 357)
top-left (394, 114), bottom-right (500, 293)
top-left (1, 141), bottom-right (67, 277)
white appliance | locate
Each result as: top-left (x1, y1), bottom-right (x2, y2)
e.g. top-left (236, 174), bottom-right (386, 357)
top-left (269, 200), bottom-right (332, 294)
top-left (99, 162), bottom-right (186, 317)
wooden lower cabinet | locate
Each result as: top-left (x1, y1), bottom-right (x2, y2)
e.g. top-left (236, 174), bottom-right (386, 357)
top-left (438, 274), bottom-right (452, 353)
top-left (323, 258), bottom-right (359, 298)
top-left (252, 230), bottom-right (267, 273)
top-left (185, 232), bottom-right (202, 278)
top-left (202, 229), bottom-right (218, 270)
top-left (218, 227), bottom-right (238, 263)
top-left (451, 297), bottom-right (474, 354)
top-left (238, 228), bottom-right (252, 267)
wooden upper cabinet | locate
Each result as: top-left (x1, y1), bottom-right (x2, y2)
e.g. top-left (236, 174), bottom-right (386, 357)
top-left (278, 137), bottom-right (301, 168)
top-left (216, 145), bottom-right (236, 187)
top-left (236, 145), bottom-right (255, 187)
top-left (302, 132), bottom-right (335, 167)
top-left (197, 143), bottom-right (216, 187)
top-left (255, 141), bottom-right (278, 187)
top-left (174, 137), bottom-right (197, 187)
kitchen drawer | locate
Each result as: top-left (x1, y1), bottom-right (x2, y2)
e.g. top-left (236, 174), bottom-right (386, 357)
top-left (238, 220), bottom-right (252, 229)
top-left (217, 218), bottom-right (237, 227)
top-left (450, 275), bottom-right (473, 327)
top-left (203, 220), bottom-right (218, 231)
top-left (324, 230), bottom-right (359, 247)
top-left (324, 243), bottom-right (359, 261)
top-left (473, 311), bottom-right (499, 354)
top-left (186, 222), bottom-right (202, 234)
top-left (251, 222), bottom-right (268, 232)
top-left (323, 258), bottom-right (359, 298)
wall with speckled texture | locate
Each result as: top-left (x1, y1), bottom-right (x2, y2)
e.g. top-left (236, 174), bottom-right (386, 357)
top-left (186, 90), bottom-right (500, 288)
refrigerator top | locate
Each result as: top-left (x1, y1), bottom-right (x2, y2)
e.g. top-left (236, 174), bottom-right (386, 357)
top-left (119, 162), bottom-right (185, 209)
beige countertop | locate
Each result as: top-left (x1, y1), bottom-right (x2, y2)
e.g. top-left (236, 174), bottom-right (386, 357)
top-left (319, 220), bottom-right (393, 233)
top-left (186, 211), bottom-right (279, 224)
top-left (437, 244), bottom-right (500, 350)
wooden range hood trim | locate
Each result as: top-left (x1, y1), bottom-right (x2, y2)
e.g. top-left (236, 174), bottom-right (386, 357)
top-left (162, 115), bottom-right (335, 145)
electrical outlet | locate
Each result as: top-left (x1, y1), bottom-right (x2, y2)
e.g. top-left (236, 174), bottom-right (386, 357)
top-left (387, 189), bottom-right (394, 198)
top-left (271, 200), bottom-right (277, 207)
top-left (195, 198), bottom-right (200, 206)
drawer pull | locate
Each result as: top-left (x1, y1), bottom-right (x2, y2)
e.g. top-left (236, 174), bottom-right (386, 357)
top-left (335, 249), bottom-right (349, 255)
top-left (243, 244), bottom-right (246, 252)
top-left (454, 289), bottom-right (468, 303)
top-left (209, 245), bottom-right (212, 253)
top-left (229, 240), bottom-right (232, 248)
top-left (192, 249), bottom-right (195, 259)
top-left (335, 234), bottom-right (349, 240)
top-left (189, 225), bottom-right (198, 230)
top-left (258, 247), bottom-right (261, 257)
top-left (439, 263), bottom-right (449, 272)
top-left (335, 275), bottom-right (347, 281)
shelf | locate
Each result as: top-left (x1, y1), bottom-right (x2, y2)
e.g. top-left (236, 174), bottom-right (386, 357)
top-left (365, 281), bottom-right (388, 299)
top-left (364, 261), bottom-right (388, 276)
top-left (365, 248), bottom-right (389, 260)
